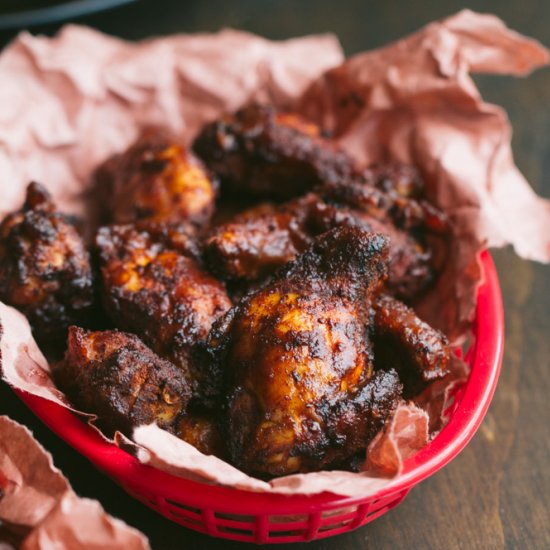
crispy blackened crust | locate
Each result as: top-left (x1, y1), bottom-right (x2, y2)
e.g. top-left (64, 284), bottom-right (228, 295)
top-left (320, 368), bottom-right (403, 468)
top-left (0, 183), bottom-right (94, 349)
top-left (95, 128), bottom-right (217, 228)
top-left (278, 225), bottom-right (389, 292)
top-left (318, 171), bottom-right (449, 235)
top-left (59, 327), bottom-right (191, 436)
top-left (193, 103), bottom-right (354, 200)
top-left (96, 223), bottom-right (232, 406)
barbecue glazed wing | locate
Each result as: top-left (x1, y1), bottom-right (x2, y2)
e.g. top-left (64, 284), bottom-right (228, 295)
top-left (95, 128), bottom-right (217, 228)
top-left (0, 183), bottom-right (94, 349)
top-left (193, 103), bottom-right (354, 200)
top-left (214, 227), bottom-right (403, 477)
top-left (316, 174), bottom-right (449, 298)
top-left (318, 170), bottom-right (449, 235)
top-left (60, 327), bottom-right (191, 436)
top-left (204, 195), bottom-right (314, 284)
top-left (373, 294), bottom-right (451, 396)
top-left (96, 224), bottom-right (232, 406)
top-left (205, 193), bottom-right (433, 300)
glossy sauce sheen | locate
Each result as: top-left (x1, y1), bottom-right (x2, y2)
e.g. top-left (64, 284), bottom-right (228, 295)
top-left (215, 228), bottom-right (403, 477)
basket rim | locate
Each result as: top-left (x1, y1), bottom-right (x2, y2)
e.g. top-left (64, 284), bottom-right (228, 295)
top-left (14, 250), bottom-right (503, 513)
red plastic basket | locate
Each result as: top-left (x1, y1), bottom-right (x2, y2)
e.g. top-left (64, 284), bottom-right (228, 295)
top-left (15, 250), bottom-right (503, 543)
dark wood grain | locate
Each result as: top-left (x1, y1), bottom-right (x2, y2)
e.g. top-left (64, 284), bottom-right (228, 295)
top-left (1, 1), bottom-right (549, 549)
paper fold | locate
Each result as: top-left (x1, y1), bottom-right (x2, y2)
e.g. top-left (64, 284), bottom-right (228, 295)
top-left (0, 416), bottom-right (149, 549)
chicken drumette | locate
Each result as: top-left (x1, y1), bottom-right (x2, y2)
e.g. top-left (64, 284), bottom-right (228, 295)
top-left (193, 103), bottom-right (353, 200)
top-left (209, 227), bottom-right (405, 477)
top-left (58, 326), bottom-right (225, 456)
top-left (95, 128), bottom-right (217, 229)
top-left (203, 197), bottom-right (314, 285)
top-left (373, 294), bottom-right (450, 397)
top-left (0, 183), bottom-right (94, 349)
top-left (60, 326), bottom-right (191, 436)
top-left (205, 190), bottom-right (435, 300)
top-left (96, 224), bottom-right (232, 406)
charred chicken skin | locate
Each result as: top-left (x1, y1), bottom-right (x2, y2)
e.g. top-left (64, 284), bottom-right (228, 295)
top-left (373, 294), bottom-right (450, 396)
top-left (96, 224), bottom-right (232, 406)
top-left (60, 327), bottom-right (223, 455)
top-left (205, 192), bottom-right (433, 300)
top-left (318, 169), bottom-right (449, 236)
top-left (203, 196), bottom-right (315, 284)
top-left (95, 128), bottom-right (217, 228)
top-left (211, 227), bottom-right (403, 477)
top-left (0, 183), bottom-right (94, 348)
top-left (193, 103), bottom-right (354, 200)
top-left (60, 327), bottom-right (191, 437)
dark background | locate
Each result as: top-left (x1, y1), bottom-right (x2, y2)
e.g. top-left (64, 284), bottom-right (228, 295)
top-left (1, 1), bottom-right (549, 549)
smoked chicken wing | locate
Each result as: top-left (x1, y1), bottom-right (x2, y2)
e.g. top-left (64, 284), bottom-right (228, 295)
top-left (193, 103), bottom-right (353, 200)
top-left (211, 227), bottom-right (403, 477)
top-left (373, 294), bottom-right (450, 396)
top-left (203, 195), bottom-right (314, 284)
top-left (0, 183), bottom-right (94, 349)
top-left (205, 192), bottom-right (433, 300)
top-left (60, 326), bottom-right (225, 455)
top-left (59, 327), bottom-right (191, 436)
top-left (95, 128), bottom-right (217, 228)
top-left (96, 224), bottom-right (232, 406)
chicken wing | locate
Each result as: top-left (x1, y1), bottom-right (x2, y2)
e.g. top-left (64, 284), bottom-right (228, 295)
top-left (59, 327), bottom-right (191, 436)
top-left (193, 103), bottom-right (354, 200)
top-left (0, 183), bottom-right (94, 349)
top-left (203, 195), bottom-right (314, 284)
top-left (319, 171), bottom-right (449, 235)
top-left (373, 294), bottom-right (451, 396)
top-left (205, 192), bottom-right (433, 300)
top-left (96, 224), bottom-right (232, 406)
top-left (211, 227), bottom-right (403, 477)
top-left (95, 128), bottom-right (217, 228)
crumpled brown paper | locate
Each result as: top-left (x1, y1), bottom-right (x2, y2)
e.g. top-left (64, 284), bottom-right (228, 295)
top-left (301, 9), bottom-right (550, 340)
top-left (0, 11), bottom-right (549, 498)
top-left (0, 26), bottom-right (343, 220)
top-left (0, 416), bottom-right (149, 549)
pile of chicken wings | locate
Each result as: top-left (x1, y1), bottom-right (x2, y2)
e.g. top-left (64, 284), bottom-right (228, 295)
top-left (0, 104), bottom-right (451, 478)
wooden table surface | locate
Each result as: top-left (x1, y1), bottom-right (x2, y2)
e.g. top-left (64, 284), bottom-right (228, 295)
top-left (1, 1), bottom-right (549, 549)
